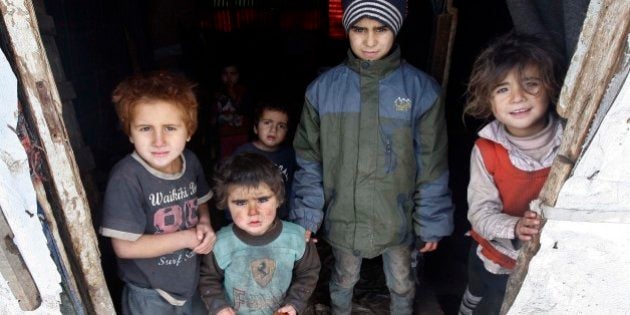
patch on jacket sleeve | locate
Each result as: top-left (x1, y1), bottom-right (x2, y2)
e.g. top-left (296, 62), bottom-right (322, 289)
top-left (395, 97), bottom-right (412, 112)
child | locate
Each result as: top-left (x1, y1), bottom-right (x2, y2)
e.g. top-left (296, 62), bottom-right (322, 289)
top-left (458, 32), bottom-right (565, 315)
top-left (199, 153), bottom-right (320, 315)
top-left (212, 62), bottom-right (252, 159)
top-left (100, 71), bottom-right (216, 314)
top-left (233, 101), bottom-right (296, 220)
top-left (291, 0), bottom-right (453, 313)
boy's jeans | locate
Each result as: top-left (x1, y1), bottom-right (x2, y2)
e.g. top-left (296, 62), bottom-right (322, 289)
top-left (122, 282), bottom-right (207, 315)
top-left (329, 244), bottom-right (415, 315)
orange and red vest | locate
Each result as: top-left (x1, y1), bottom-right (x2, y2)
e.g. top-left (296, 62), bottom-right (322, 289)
top-left (470, 138), bottom-right (549, 269)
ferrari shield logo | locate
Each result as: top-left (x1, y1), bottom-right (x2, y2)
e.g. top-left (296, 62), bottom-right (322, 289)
top-left (251, 258), bottom-right (276, 287)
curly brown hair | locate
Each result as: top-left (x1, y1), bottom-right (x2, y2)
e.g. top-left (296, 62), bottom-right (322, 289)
top-left (213, 153), bottom-right (285, 210)
top-left (464, 32), bottom-right (565, 120)
top-left (112, 71), bottom-right (198, 136)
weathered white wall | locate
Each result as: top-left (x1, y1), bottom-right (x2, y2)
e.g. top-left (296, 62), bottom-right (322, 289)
top-left (553, 68), bottom-right (630, 218)
top-left (0, 49), bottom-right (62, 313)
top-left (509, 71), bottom-right (630, 313)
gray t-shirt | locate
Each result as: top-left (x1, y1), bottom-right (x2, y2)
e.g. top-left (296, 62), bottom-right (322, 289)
top-left (100, 149), bottom-right (212, 304)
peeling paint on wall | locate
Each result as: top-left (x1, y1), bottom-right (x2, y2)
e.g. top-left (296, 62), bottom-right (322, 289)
top-left (0, 42), bottom-right (62, 314)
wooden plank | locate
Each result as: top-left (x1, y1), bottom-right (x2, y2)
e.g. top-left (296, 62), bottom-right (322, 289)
top-left (557, 1), bottom-right (629, 120)
top-left (32, 0), bottom-right (101, 217)
top-left (0, 0), bottom-right (114, 313)
top-left (429, 1), bottom-right (458, 91)
top-left (0, 206), bottom-right (41, 311)
top-left (501, 1), bottom-right (630, 313)
top-left (537, 1), bottom-right (629, 206)
top-left (32, 175), bottom-right (85, 310)
top-left (0, 31), bottom-right (64, 313)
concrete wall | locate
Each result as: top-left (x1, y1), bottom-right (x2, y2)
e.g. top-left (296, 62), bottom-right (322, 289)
top-left (509, 70), bottom-right (630, 314)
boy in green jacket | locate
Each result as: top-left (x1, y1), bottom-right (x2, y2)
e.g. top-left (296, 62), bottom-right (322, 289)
top-left (290, 0), bottom-right (454, 314)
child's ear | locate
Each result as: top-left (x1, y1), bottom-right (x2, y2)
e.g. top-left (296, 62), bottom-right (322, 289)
top-left (253, 125), bottom-right (258, 135)
top-left (129, 136), bottom-right (134, 144)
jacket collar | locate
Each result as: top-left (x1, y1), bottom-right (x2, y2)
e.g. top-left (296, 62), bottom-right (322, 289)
top-left (345, 45), bottom-right (401, 78)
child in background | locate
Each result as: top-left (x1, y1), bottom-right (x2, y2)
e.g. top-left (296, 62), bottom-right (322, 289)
top-left (458, 32), bottom-right (565, 315)
top-left (100, 71), bottom-right (216, 314)
top-left (212, 62), bottom-right (252, 159)
top-left (233, 101), bottom-right (296, 219)
top-left (199, 153), bottom-right (320, 315)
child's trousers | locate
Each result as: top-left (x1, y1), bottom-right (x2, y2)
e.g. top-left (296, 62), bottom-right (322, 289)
top-left (329, 243), bottom-right (415, 315)
top-left (121, 282), bottom-right (207, 315)
top-left (459, 241), bottom-right (509, 315)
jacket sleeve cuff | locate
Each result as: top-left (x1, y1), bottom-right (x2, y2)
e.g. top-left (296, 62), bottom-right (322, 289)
top-left (291, 208), bottom-right (323, 233)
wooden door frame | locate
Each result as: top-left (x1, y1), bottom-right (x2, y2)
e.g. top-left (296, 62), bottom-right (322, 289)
top-left (0, 0), bottom-right (114, 313)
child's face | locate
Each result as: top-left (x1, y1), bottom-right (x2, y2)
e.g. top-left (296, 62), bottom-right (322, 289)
top-left (348, 17), bottom-right (395, 61)
top-left (253, 109), bottom-right (289, 152)
top-left (227, 183), bottom-right (278, 236)
top-left (490, 65), bottom-right (550, 137)
top-left (220, 66), bottom-right (239, 87)
top-left (129, 100), bottom-right (190, 174)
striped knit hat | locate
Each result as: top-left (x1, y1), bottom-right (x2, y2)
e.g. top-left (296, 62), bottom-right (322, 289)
top-left (342, 0), bottom-right (407, 35)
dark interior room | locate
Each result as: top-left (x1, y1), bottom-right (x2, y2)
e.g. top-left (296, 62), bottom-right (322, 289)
top-left (34, 0), bottom-right (527, 313)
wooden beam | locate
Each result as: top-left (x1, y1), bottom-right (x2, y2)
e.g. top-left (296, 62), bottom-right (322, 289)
top-left (31, 174), bottom-right (84, 310)
top-left (557, 1), bottom-right (630, 119)
top-left (0, 206), bottom-right (41, 311)
top-left (501, 1), bottom-right (630, 313)
top-left (429, 0), bottom-right (458, 91)
top-left (0, 0), bottom-right (114, 313)
top-left (554, 0), bottom-right (630, 171)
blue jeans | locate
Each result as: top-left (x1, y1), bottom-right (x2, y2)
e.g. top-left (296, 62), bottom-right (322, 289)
top-left (329, 244), bottom-right (415, 315)
top-left (121, 283), bottom-right (207, 315)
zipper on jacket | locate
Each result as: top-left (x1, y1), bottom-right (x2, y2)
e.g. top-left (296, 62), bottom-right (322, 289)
top-left (378, 112), bottom-right (395, 174)
top-left (384, 136), bottom-right (395, 174)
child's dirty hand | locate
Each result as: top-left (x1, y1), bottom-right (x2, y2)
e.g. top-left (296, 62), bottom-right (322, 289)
top-left (193, 222), bottom-right (216, 254)
top-left (515, 210), bottom-right (540, 241)
top-left (217, 307), bottom-right (236, 315)
top-left (305, 230), bottom-right (318, 243)
top-left (418, 241), bottom-right (438, 253)
top-left (275, 304), bottom-right (296, 315)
